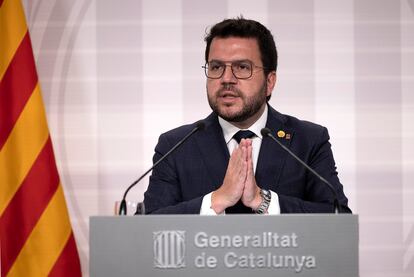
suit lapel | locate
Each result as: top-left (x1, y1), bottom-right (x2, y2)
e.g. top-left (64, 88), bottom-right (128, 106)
top-left (255, 106), bottom-right (294, 190)
top-left (194, 113), bottom-right (229, 190)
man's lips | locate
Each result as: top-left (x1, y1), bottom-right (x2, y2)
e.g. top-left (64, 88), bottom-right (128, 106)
top-left (218, 93), bottom-right (239, 105)
top-left (221, 94), bottom-right (238, 98)
top-left (219, 91), bottom-right (239, 98)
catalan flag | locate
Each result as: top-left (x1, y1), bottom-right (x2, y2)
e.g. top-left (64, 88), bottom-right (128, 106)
top-left (0, 0), bottom-right (82, 276)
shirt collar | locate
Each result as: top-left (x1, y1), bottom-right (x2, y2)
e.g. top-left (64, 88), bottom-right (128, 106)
top-left (218, 105), bottom-right (268, 144)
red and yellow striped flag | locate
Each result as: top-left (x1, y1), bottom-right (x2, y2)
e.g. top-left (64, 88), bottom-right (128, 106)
top-left (0, 0), bottom-right (82, 276)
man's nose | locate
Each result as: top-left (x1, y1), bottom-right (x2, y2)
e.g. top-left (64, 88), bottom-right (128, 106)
top-left (221, 65), bottom-right (237, 83)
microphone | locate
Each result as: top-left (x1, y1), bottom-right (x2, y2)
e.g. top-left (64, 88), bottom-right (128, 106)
top-left (118, 121), bottom-right (205, 215)
top-left (260, 128), bottom-right (341, 213)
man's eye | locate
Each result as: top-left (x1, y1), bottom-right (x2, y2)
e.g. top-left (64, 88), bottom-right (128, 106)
top-left (210, 63), bottom-right (223, 71)
top-left (235, 62), bottom-right (251, 71)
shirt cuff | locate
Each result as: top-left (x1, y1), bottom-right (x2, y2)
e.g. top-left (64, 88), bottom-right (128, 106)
top-left (200, 191), bottom-right (279, 215)
top-left (200, 192), bottom-right (224, 215)
top-left (267, 190), bottom-right (281, 215)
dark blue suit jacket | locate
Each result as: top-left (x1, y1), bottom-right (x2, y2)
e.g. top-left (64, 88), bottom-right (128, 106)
top-left (144, 105), bottom-right (351, 214)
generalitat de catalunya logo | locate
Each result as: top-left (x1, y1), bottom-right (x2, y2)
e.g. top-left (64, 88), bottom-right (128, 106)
top-left (153, 230), bottom-right (186, 269)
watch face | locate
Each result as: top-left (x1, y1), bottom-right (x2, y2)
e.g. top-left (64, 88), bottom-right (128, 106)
top-left (260, 189), bottom-right (271, 200)
top-left (255, 189), bottom-right (271, 214)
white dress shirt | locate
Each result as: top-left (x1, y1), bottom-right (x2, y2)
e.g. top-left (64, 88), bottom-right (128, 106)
top-left (200, 105), bottom-right (281, 215)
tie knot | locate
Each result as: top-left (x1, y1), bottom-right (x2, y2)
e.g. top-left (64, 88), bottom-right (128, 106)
top-left (233, 130), bottom-right (255, 144)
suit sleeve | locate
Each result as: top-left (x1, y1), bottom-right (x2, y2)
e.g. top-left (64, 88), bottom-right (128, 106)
top-left (277, 127), bottom-right (352, 213)
top-left (143, 133), bottom-right (204, 214)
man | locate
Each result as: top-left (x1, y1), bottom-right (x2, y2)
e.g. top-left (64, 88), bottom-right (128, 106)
top-left (143, 17), bottom-right (351, 214)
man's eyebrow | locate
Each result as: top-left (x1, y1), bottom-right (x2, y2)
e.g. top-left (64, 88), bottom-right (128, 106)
top-left (208, 59), bottom-right (251, 63)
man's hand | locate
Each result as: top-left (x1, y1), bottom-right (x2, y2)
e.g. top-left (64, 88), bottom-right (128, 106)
top-left (240, 139), bottom-right (262, 210)
top-left (211, 142), bottom-right (248, 214)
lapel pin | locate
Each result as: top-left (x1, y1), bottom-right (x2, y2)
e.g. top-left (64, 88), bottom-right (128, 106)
top-left (277, 130), bottom-right (285, 138)
top-left (286, 133), bottom-right (291, 140)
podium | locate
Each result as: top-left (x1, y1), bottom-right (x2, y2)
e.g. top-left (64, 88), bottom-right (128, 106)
top-left (90, 214), bottom-right (358, 277)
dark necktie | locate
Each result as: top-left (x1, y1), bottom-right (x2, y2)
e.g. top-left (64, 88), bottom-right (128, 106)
top-left (232, 130), bottom-right (256, 143)
top-left (225, 130), bottom-right (256, 214)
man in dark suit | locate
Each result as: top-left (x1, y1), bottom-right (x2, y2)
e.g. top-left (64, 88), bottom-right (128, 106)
top-left (143, 17), bottom-right (351, 215)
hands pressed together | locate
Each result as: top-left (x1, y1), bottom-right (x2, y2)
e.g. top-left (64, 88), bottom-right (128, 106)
top-left (211, 139), bottom-right (262, 214)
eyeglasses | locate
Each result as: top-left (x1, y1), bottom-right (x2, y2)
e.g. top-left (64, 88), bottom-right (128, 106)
top-left (202, 60), bottom-right (267, 79)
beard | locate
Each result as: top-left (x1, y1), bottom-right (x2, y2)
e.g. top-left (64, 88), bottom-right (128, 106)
top-left (207, 81), bottom-right (268, 123)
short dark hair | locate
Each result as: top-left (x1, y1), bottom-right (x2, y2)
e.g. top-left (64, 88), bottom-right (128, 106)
top-left (204, 17), bottom-right (278, 76)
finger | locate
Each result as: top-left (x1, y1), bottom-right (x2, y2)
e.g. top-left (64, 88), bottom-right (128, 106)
top-left (247, 154), bottom-right (253, 183)
top-left (241, 138), bottom-right (252, 147)
top-left (239, 138), bottom-right (246, 147)
top-left (241, 141), bottom-right (248, 162)
top-left (233, 144), bottom-right (246, 178)
top-left (239, 138), bottom-right (248, 151)
top-left (239, 161), bottom-right (247, 186)
top-left (245, 144), bottom-right (254, 185)
top-left (228, 145), bottom-right (247, 183)
top-left (247, 143), bottom-right (252, 162)
top-left (235, 145), bottom-right (246, 173)
top-left (228, 145), bottom-right (242, 168)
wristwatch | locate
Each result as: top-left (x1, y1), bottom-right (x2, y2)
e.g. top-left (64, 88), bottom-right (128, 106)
top-left (255, 189), bottom-right (271, 214)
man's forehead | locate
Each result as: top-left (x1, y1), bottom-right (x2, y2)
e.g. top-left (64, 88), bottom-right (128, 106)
top-left (209, 37), bottom-right (261, 59)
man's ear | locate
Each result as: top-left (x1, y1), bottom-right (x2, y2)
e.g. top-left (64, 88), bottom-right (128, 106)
top-left (266, 71), bottom-right (277, 98)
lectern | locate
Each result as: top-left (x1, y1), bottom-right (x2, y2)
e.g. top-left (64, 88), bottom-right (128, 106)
top-left (90, 214), bottom-right (358, 277)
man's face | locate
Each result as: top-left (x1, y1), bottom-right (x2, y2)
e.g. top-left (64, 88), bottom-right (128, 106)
top-left (206, 37), bottom-right (276, 126)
